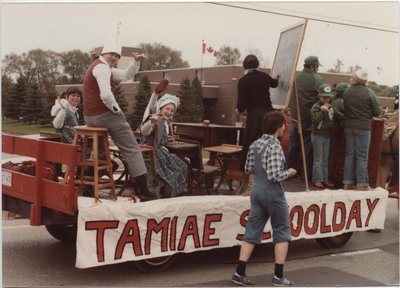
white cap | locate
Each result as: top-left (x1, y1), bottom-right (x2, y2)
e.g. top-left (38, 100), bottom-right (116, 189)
top-left (352, 69), bottom-right (368, 83)
top-left (101, 42), bottom-right (122, 57)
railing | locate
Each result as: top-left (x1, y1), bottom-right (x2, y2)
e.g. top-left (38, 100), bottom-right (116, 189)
top-left (2, 134), bottom-right (80, 225)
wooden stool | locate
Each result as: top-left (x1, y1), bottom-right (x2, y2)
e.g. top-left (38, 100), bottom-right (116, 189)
top-left (66, 126), bottom-right (116, 202)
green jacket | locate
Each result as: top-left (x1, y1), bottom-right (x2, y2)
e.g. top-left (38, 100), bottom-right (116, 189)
top-left (331, 98), bottom-right (345, 133)
top-left (343, 84), bottom-right (381, 130)
top-left (290, 68), bottom-right (324, 124)
top-left (310, 101), bottom-right (334, 136)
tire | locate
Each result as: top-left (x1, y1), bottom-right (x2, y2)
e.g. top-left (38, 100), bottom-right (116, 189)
top-left (133, 254), bottom-right (177, 273)
top-left (315, 237), bottom-right (331, 248)
top-left (45, 223), bottom-right (77, 243)
top-left (315, 232), bottom-right (353, 249)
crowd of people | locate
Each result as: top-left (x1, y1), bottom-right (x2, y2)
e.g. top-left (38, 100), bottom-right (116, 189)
top-left (231, 54), bottom-right (381, 286)
top-left (51, 39), bottom-right (382, 286)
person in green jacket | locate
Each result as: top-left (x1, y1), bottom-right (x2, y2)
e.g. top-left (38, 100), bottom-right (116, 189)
top-left (286, 56), bottom-right (325, 182)
top-left (343, 70), bottom-right (381, 190)
top-left (310, 84), bottom-right (337, 189)
top-left (329, 82), bottom-right (348, 184)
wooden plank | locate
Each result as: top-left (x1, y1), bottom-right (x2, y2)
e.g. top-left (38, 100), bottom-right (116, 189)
top-left (41, 180), bottom-right (77, 215)
top-left (2, 172), bottom-right (37, 203)
top-left (14, 137), bottom-right (39, 158)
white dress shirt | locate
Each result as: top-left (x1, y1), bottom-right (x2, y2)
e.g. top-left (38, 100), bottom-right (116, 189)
top-left (92, 55), bottom-right (140, 113)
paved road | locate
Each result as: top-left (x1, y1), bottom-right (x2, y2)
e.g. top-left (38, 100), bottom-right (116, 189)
top-left (2, 198), bottom-right (398, 287)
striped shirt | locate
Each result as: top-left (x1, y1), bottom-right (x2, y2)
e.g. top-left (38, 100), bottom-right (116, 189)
top-left (244, 134), bottom-right (291, 182)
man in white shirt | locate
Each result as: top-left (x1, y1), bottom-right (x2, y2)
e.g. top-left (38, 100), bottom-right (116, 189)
top-left (83, 42), bottom-right (154, 201)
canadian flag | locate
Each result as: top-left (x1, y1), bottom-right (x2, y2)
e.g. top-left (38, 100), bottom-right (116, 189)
top-left (202, 40), bottom-right (219, 57)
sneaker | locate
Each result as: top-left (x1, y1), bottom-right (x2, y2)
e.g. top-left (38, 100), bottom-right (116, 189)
top-left (272, 276), bottom-right (295, 286)
top-left (343, 184), bottom-right (355, 190)
top-left (231, 273), bottom-right (256, 286)
top-left (323, 181), bottom-right (335, 188)
top-left (313, 182), bottom-right (325, 189)
top-left (356, 185), bottom-right (371, 191)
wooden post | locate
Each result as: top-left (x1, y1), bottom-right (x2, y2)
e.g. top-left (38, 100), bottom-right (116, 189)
top-left (293, 81), bottom-right (310, 191)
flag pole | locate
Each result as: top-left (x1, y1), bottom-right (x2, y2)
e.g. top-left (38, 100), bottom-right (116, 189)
top-left (201, 40), bottom-right (204, 83)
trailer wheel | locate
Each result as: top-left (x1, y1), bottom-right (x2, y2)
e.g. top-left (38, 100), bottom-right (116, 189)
top-left (133, 255), bottom-right (177, 273)
top-left (45, 224), bottom-right (77, 243)
top-left (315, 232), bottom-right (353, 249)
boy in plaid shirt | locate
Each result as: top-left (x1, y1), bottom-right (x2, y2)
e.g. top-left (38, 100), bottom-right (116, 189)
top-left (231, 111), bottom-right (297, 287)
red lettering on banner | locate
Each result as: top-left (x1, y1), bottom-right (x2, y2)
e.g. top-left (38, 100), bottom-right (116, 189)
top-left (320, 204), bottom-right (332, 234)
top-left (169, 216), bottom-right (177, 251)
top-left (236, 209), bottom-right (271, 241)
top-left (304, 204), bottom-right (319, 235)
top-left (290, 205), bottom-right (304, 237)
top-left (115, 219), bottom-right (143, 260)
top-left (261, 230), bottom-right (272, 240)
top-left (332, 202), bottom-right (346, 231)
top-left (236, 210), bottom-right (250, 241)
top-left (202, 214), bottom-right (222, 247)
top-left (145, 218), bottom-right (170, 254)
top-left (86, 220), bottom-right (119, 262)
top-left (178, 215), bottom-right (200, 250)
top-left (365, 198), bottom-right (380, 227)
top-left (346, 200), bottom-right (362, 229)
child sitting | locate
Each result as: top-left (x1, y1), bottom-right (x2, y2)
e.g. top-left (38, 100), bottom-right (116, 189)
top-left (310, 84), bottom-right (336, 189)
top-left (141, 94), bottom-right (188, 197)
top-left (51, 87), bottom-right (82, 143)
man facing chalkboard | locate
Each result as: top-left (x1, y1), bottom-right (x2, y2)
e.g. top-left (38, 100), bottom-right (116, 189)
top-left (286, 55), bottom-right (325, 181)
top-left (236, 54), bottom-right (280, 171)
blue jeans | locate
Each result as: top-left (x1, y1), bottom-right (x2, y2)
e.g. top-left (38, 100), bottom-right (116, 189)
top-left (245, 187), bottom-right (291, 244)
top-left (343, 128), bottom-right (371, 186)
top-left (311, 134), bottom-right (330, 183)
top-left (285, 122), bottom-right (313, 180)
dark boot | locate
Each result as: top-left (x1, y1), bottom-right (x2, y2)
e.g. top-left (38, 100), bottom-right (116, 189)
top-left (135, 174), bottom-right (155, 202)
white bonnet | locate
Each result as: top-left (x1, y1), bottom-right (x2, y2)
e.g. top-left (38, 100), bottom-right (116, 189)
top-left (157, 94), bottom-right (180, 112)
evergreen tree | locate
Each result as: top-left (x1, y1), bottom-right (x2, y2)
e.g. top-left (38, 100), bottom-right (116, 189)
top-left (1, 75), bottom-right (14, 119)
top-left (39, 90), bottom-right (59, 126)
top-left (22, 83), bottom-right (45, 123)
top-left (6, 77), bottom-right (28, 120)
top-left (114, 80), bottom-right (128, 113)
top-left (128, 74), bottom-right (151, 130)
top-left (190, 76), bottom-right (205, 122)
top-left (174, 77), bottom-right (192, 122)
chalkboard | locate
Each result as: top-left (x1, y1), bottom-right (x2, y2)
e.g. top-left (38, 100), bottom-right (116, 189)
top-left (270, 20), bottom-right (307, 109)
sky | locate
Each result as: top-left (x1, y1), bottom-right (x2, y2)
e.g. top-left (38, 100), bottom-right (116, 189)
top-left (1, 1), bottom-right (399, 86)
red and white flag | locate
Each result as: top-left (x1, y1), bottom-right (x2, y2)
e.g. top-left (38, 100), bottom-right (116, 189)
top-left (202, 40), bottom-right (219, 57)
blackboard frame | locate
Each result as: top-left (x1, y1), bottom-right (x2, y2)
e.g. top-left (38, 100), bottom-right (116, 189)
top-left (270, 19), bottom-right (308, 110)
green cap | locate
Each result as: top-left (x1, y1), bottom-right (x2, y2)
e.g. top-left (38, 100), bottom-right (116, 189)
top-left (318, 84), bottom-right (334, 97)
top-left (335, 82), bottom-right (350, 93)
top-left (304, 55), bottom-right (322, 66)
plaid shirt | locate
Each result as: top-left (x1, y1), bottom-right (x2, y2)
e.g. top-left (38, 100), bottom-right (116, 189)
top-left (244, 134), bottom-right (291, 182)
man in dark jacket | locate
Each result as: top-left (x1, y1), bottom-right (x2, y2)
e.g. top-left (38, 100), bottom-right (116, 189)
top-left (236, 54), bottom-right (279, 171)
top-left (286, 55), bottom-right (325, 182)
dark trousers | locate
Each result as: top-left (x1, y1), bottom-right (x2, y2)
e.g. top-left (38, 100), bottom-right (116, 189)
top-left (285, 122), bottom-right (313, 181)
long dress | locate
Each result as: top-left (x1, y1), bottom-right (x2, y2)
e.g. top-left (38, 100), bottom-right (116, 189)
top-left (142, 118), bottom-right (188, 197)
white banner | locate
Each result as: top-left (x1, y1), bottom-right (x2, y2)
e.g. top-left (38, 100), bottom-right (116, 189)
top-left (76, 188), bottom-right (388, 268)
